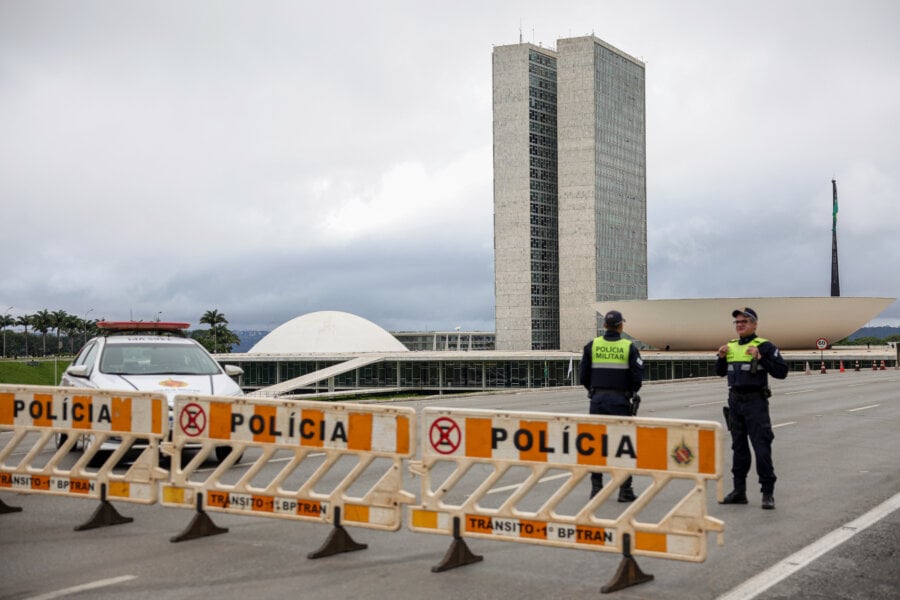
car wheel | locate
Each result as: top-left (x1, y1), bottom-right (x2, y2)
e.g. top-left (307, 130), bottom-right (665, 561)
top-left (214, 446), bottom-right (243, 464)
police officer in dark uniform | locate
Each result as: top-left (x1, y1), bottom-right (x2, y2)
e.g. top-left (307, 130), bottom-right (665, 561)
top-left (579, 310), bottom-right (644, 501)
top-left (717, 307), bottom-right (788, 510)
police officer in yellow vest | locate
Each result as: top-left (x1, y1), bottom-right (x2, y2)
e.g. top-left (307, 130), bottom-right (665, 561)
top-left (579, 310), bottom-right (644, 501)
top-left (716, 307), bottom-right (788, 510)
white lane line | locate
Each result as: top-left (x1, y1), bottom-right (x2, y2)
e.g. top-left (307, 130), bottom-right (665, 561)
top-left (716, 491), bottom-right (900, 600)
top-left (847, 404), bottom-right (879, 412)
top-left (690, 400), bottom-right (726, 407)
top-left (195, 452), bottom-right (325, 472)
top-left (486, 472), bottom-right (570, 495)
top-left (772, 421), bottom-right (796, 429)
top-left (24, 575), bottom-right (137, 600)
top-left (783, 389), bottom-right (815, 395)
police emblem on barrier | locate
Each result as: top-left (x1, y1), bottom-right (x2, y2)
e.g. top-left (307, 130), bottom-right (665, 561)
top-left (671, 438), bottom-right (694, 466)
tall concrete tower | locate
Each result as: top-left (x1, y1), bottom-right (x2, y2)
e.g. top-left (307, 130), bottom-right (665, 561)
top-left (493, 35), bottom-right (647, 352)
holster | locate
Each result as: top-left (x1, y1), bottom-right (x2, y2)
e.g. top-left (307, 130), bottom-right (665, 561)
top-left (629, 393), bottom-right (641, 416)
top-left (722, 406), bottom-right (732, 432)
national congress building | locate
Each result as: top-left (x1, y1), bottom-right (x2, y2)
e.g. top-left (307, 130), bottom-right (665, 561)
top-left (493, 35), bottom-right (647, 352)
top-left (218, 34), bottom-right (894, 399)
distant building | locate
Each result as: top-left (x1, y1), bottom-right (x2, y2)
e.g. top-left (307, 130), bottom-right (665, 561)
top-left (220, 309), bottom-right (895, 398)
top-left (493, 35), bottom-right (647, 352)
top-left (392, 331), bottom-right (495, 352)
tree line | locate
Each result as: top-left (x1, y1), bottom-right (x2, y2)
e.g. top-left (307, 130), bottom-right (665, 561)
top-left (0, 309), bottom-right (240, 358)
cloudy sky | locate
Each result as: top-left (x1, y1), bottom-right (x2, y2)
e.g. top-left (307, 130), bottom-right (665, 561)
top-left (2, 0), bottom-right (899, 333)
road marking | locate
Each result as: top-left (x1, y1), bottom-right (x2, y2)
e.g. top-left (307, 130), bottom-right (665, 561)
top-left (195, 452), bottom-right (325, 472)
top-left (486, 472), bottom-right (570, 495)
top-left (689, 400), bottom-right (726, 407)
top-left (772, 421), bottom-right (796, 429)
top-left (783, 389), bottom-right (815, 395)
top-left (716, 491), bottom-right (900, 600)
top-left (847, 404), bottom-right (879, 412)
top-left (24, 575), bottom-right (137, 600)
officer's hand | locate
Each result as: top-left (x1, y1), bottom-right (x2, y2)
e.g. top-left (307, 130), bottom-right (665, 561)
top-left (747, 346), bottom-right (760, 359)
top-left (717, 345), bottom-right (728, 358)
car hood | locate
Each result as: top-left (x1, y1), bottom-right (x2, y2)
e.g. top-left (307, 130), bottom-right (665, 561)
top-left (89, 373), bottom-right (243, 402)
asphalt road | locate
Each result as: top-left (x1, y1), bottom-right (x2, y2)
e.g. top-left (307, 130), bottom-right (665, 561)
top-left (2, 369), bottom-right (898, 600)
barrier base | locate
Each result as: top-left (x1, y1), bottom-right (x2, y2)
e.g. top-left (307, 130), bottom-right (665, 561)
top-left (74, 499), bottom-right (134, 531)
top-left (601, 534), bottom-right (653, 593)
top-left (431, 515), bottom-right (484, 573)
top-left (431, 536), bottom-right (484, 572)
top-left (170, 510), bottom-right (228, 542)
top-left (170, 493), bottom-right (228, 542)
top-left (307, 524), bottom-right (368, 559)
top-left (0, 497), bottom-right (23, 514)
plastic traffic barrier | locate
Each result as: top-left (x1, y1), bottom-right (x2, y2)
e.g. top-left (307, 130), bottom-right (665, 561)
top-left (161, 393), bottom-right (416, 555)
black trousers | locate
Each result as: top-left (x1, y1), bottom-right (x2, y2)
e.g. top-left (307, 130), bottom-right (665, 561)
top-left (727, 390), bottom-right (777, 494)
top-left (589, 392), bottom-right (633, 493)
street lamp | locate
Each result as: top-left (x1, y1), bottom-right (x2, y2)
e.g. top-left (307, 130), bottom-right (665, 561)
top-left (83, 308), bottom-right (94, 345)
top-left (155, 311), bottom-right (162, 322)
top-left (3, 306), bottom-right (12, 359)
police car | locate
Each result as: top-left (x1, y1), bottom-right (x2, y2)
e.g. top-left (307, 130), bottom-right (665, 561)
top-left (58, 321), bottom-right (244, 463)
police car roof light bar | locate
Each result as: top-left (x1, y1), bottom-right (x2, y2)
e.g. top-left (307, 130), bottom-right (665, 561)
top-left (96, 321), bottom-right (192, 337)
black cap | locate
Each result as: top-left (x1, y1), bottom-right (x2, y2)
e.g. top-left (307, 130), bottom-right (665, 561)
top-left (731, 307), bottom-right (758, 322)
top-left (604, 310), bottom-right (625, 327)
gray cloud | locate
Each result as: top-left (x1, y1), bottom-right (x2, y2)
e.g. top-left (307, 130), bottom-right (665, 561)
top-left (2, 0), bottom-right (899, 331)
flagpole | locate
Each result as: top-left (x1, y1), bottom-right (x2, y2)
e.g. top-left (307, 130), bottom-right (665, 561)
top-left (830, 179), bottom-right (840, 297)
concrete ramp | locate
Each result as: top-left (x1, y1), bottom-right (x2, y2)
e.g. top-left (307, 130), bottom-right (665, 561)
top-left (248, 355), bottom-right (385, 397)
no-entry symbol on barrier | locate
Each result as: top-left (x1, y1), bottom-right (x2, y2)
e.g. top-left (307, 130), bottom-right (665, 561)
top-left (179, 403), bottom-right (207, 437)
top-left (429, 417), bottom-right (461, 455)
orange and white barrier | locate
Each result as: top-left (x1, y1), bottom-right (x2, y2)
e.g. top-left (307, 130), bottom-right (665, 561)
top-left (161, 394), bottom-right (416, 532)
top-left (0, 384), bottom-right (167, 505)
top-left (409, 407), bottom-right (724, 563)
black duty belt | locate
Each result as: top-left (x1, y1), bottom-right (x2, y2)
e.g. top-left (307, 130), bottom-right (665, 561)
top-left (729, 388), bottom-right (765, 402)
top-left (592, 388), bottom-right (628, 396)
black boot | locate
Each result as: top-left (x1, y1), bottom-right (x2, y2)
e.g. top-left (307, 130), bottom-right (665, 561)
top-left (617, 487), bottom-right (636, 503)
top-left (617, 476), bottom-right (636, 502)
top-left (720, 489), bottom-right (748, 504)
top-left (762, 494), bottom-right (775, 510)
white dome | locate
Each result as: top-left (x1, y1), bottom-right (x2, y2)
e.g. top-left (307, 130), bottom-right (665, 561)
top-left (248, 311), bottom-right (408, 354)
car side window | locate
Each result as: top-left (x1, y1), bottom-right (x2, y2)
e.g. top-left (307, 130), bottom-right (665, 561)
top-left (79, 342), bottom-right (100, 375)
top-left (73, 342), bottom-right (93, 366)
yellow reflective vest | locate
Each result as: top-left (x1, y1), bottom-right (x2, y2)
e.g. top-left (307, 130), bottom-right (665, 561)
top-left (591, 337), bottom-right (632, 369)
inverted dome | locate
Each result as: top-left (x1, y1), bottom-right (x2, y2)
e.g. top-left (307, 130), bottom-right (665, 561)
top-left (249, 311), bottom-right (409, 354)
top-left (597, 297), bottom-right (894, 351)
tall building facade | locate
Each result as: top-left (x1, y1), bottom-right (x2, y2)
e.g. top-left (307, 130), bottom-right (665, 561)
top-left (493, 35), bottom-right (647, 352)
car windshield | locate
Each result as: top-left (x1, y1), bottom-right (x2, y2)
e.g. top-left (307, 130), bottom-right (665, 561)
top-left (99, 342), bottom-right (221, 376)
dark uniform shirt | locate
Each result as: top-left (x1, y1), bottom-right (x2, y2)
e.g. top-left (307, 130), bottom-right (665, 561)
top-left (715, 333), bottom-right (788, 390)
top-left (579, 331), bottom-right (643, 395)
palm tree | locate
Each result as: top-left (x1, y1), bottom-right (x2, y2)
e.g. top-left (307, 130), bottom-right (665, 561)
top-left (215, 326), bottom-right (241, 353)
top-left (32, 309), bottom-right (52, 356)
top-left (63, 315), bottom-right (82, 354)
top-left (15, 314), bottom-right (32, 357)
top-left (51, 309), bottom-right (69, 355)
top-left (0, 314), bottom-right (14, 358)
top-left (83, 318), bottom-right (99, 344)
top-left (200, 309), bottom-right (228, 353)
